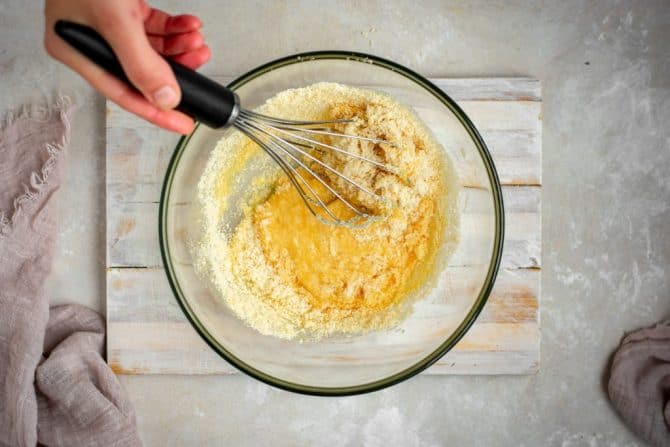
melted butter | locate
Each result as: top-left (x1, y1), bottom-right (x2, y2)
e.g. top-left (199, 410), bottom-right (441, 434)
top-left (252, 175), bottom-right (440, 314)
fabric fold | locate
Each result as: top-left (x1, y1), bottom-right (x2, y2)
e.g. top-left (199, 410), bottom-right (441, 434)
top-left (0, 99), bottom-right (141, 447)
top-left (608, 320), bottom-right (670, 447)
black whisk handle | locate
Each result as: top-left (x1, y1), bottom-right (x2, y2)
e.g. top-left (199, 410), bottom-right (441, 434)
top-left (54, 20), bottom-right (238, 129)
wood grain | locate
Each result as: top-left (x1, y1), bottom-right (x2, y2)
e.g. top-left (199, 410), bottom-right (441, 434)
top-left (106, 77), bottom-right (542, 376)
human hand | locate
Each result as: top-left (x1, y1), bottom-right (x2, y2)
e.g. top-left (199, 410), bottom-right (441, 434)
top-left (44, 0), bottom-right (211, 134)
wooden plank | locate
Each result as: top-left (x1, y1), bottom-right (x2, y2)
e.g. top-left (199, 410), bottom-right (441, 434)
top-left (107, 267), bottom-right (538, 325)
top-left (428, 350), bottom-right (539, 374)
top-left (105, 78), bottom-right (541, 107)
top-left (106, 99), bottom-right (541, 190)
top-left (431, 78), bottom-right (541, 101)
top-left (108, 321), bottom-right (539, 375)
top-left (104, 80), bottom-right (540, 127)
top-left (109, 347), bottom-right (234, 375)
top-left (107, 266), bottom-right (539, 375)
top-left (104, 125), bottom-right (541, 200)
top-left (107, 185), bottom-right (541, 268)
top-left (106, 77), bottom-right (542, 376)
top-left (109, 346), bottom-right (539, 375)
top-left (345, 79), bottom-right (541, 102)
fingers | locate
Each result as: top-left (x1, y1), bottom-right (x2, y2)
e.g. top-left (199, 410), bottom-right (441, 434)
top-left (170, 45), bottom-right (211, 69)
top-left (144, 10), bottom-right (209, 69)
top-left (95, 7), bottom-right (181, 110)
top-left (147, 30), bottom-right (203, 55)
top-left (44, 1), bottom-right (207, 134)
top-left (146, 31), bottom-right (211, 69)
top-left (45, 26), bottom-right (194, 134)
top-left (144, 9), bottom-right (202, 35)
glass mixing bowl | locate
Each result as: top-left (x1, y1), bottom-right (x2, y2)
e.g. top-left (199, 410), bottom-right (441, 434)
top-left (159, 52), bottom-right (504, 395)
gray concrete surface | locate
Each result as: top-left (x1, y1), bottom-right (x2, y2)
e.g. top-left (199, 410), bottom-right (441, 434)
top-left (2, 0), bottom-right (669, 445)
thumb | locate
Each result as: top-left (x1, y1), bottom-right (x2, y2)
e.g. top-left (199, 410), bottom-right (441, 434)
top-left (97, 15), bottom-right (180, 110)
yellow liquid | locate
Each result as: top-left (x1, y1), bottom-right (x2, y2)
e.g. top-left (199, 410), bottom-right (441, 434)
top-left (251, 176), bottom-right (441, 315)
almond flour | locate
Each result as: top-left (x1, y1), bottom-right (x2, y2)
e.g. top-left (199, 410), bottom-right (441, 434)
top-left (195, 83), bottom-right (459, 340)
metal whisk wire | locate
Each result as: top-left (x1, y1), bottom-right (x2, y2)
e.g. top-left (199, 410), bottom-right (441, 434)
top-left (51, 22), bottom-right (398, 227)
top-left (234, 110), bottom-right (397, 227)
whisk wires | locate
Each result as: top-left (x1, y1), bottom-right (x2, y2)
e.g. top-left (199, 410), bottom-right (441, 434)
top-left (234, 110), bottom-right (397, 227)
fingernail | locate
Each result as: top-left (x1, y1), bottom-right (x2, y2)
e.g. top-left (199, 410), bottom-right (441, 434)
top-left (153, 86), bottom-right (178, 109)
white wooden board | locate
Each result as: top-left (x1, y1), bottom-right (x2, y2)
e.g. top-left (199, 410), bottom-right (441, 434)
top-left (106, 77), bottom-right (542, 375)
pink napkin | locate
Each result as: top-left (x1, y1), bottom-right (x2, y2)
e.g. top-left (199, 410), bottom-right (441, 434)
top-left (609, 320), bottom-right (670, 447)
top-left (0, 99), bottom-right (141, 447)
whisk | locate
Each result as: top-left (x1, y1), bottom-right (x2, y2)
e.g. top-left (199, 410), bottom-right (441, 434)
top-left (55, 21), bottom-right (396, 227)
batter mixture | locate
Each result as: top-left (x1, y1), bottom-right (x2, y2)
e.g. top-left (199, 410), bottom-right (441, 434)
top-left (195, 83), bottom-right (459, 340)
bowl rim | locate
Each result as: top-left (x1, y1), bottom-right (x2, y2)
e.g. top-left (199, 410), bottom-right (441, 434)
top-left (159, 50), bottom-right (505, 396)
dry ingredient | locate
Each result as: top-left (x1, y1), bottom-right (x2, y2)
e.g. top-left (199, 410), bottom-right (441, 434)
top-left (195, 83), bottom-right (459, 340)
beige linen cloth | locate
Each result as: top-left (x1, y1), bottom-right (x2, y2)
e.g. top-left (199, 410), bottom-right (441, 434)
top-left (608, 320), bottom-right (670, 447)
top-left (0, 99), bottom-right (141, 447)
